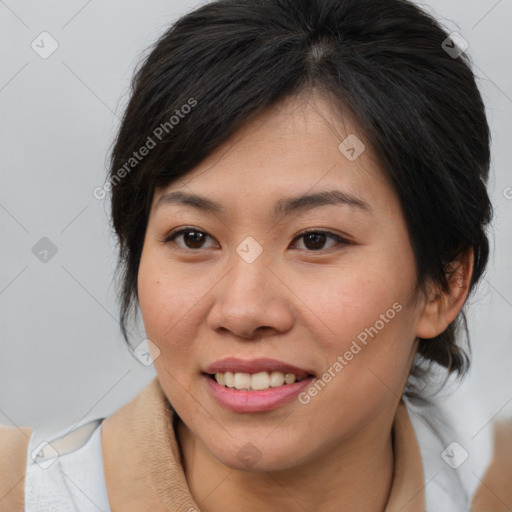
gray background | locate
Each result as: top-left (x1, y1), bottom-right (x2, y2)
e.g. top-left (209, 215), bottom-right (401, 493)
top-left (1, 0), bottom-right (511, 497)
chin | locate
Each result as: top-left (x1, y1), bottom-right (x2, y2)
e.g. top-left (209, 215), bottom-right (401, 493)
top-left (208, 438), bottom-right (308, 473)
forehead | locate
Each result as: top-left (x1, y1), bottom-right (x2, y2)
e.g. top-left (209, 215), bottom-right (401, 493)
top-left (153, 92), bottom-right (395, 215)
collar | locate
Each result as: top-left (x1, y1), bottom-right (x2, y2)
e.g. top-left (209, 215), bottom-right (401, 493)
top-left (101, 377), bottom-right (426, 511)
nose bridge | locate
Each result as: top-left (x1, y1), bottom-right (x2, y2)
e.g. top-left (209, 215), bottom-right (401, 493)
top-left (225, 245), bottom-right (271, 306)
top-left (206, 243), bottom-right (293, 337)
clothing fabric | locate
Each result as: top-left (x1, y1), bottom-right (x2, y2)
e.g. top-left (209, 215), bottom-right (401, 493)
top-left (25, 421), bottom-right (109, 512)
top-left (2, 377), bottom-right (471, 511)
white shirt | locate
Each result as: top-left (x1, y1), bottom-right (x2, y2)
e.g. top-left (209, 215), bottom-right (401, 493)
top-left (25, 418), bottom-right (111, 512)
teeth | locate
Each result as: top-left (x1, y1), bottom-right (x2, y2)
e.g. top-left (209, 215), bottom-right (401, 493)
top-left (284, 373), bottom-right (296, 384)
top-left (213, 371), bottom-right (304, 391)
top-left (223, 372), bottom-right (234, 388)
top-left (234, 372), bottom-right (251, 390)
top-left (269, 371), bottom-right (285, 387)
top-left (250, 371), bottom-right (270, 390)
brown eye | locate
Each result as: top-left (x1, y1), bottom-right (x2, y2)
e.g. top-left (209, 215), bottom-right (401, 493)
top-left (292, 230), bottom-right (348, 251)
top-left (166, 228), bottom-right (217, 250)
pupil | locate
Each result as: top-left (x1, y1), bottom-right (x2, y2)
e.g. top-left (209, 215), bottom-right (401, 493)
top-left (304, 233), bottom-right (326, 250)
top-left (184, 231), bottom-right (205, 248)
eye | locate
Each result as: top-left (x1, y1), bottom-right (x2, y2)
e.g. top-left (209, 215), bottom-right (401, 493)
top-left (163, 227), bottom-right (350, 252)
top-left (165, 228), bottom-right (218, 250)
top-left (291, 230), bottom-right (349, 251)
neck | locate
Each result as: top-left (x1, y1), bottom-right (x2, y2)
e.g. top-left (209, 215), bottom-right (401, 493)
top-left (176, 410), bottom-right (395, 512)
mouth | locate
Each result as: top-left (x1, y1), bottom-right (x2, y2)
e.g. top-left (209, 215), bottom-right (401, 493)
top-left (203, 357), bottom-right (314, 387)
top-left (206, 370), bottom-right (313, 391)
top-left (202, 357), bottom-right (316, 411)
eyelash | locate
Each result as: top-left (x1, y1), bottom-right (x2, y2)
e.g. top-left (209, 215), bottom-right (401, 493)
top-left (163, 227), bottom-right (350, 252)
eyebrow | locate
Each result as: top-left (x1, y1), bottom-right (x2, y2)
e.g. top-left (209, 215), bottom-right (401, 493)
top-left (155, 189), bottom-right (371, 217)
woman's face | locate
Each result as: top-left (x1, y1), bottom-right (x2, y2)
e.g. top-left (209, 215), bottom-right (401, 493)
top-left (138, 93), bottom-right (428, 472)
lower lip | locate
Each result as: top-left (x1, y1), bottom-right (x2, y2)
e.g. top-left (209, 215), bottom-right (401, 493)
top-left (204, 374), bottom-right (315, 413)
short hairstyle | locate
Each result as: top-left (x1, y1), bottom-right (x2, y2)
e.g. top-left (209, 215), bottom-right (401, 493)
top-left (108, 0), bottom-right (492, 397)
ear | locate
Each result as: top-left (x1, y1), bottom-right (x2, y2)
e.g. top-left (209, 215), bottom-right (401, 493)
top-left (415, 248), bottom-right (474, 339)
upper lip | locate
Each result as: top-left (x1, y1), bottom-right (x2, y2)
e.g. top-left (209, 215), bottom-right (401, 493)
top-left (204, 358), bottom-right (314, 379)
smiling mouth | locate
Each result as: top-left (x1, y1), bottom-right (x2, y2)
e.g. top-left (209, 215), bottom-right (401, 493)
top-left (207, 371), bottom-right (314, 391)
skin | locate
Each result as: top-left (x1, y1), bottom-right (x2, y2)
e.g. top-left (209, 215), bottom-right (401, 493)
top-left (137, 91), bottom-right (472, 512)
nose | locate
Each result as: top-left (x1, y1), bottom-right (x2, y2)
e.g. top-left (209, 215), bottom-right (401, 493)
top-left (206, 253), bottom-right (295, 340)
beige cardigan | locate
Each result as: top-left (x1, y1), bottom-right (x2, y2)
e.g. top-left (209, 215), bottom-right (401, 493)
top-left (0, 378), bottom-right (510, 511)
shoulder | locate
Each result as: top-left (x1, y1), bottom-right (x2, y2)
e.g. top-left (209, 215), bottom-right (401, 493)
top-left (1, 418), bottom-right (111, 512)
top-left (0, 424), bottom-right (33, 512)
top-left (470, 417), bottom-right (512, 511)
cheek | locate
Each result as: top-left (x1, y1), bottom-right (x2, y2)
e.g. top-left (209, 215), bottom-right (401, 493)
top-left (137, 257), bottom-right (168, 338)
top-left (293, 250), bottom-right (418, 393)
top-left (138, 248), bottom-right (187, 342)
top-left (137, 247), bottom-right (215, 352)
top-left (294, 255), bottom-right (413, 344)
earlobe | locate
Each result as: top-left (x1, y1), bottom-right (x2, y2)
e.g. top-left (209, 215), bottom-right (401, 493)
top-left (415, 249), bottom-right (474, 339)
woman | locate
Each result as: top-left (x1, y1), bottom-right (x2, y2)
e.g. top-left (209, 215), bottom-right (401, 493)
top-left (1, 0), bottom-right (510, 510)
